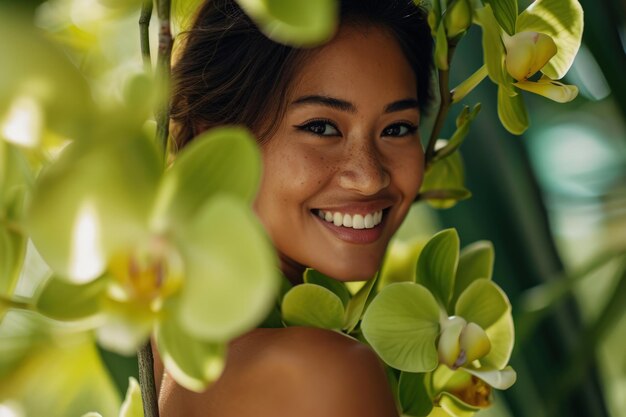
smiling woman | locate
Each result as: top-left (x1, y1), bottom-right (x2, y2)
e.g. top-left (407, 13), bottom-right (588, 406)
top-left (161, 0), bottom-right (434, 415)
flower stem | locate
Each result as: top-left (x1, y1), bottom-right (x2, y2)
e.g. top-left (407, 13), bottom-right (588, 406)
top-left (138, 340), bottom-right (160, 417)
top-left (139, 0), bottom-right (153, 74)
top-left (155, 0), bottom-right (173, 161)
top-left (425, 43), bottom-right (458, 167)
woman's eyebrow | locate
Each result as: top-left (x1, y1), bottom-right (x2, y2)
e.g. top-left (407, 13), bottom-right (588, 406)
top-left (290, 95), bottom-right (419, 114)
top-left (290, 95), bottom-right (357, 113)
top-left (384, 99), bottom-right (420, 113)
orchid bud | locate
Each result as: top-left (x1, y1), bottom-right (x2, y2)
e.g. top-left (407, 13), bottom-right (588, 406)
top-left (504, 31), bottom-right (557, 81)
top-left (444, 0), bottom-right (472, 39)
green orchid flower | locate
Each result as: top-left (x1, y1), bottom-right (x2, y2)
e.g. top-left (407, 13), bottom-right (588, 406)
top-left (470, 0), bottom-right (583, 134)
top-left (31, 126), bottom-right (279, 391)
top-left (235, 0), bottom-right (338, 47)
top-left (361, 229), bottom-right (515, 416)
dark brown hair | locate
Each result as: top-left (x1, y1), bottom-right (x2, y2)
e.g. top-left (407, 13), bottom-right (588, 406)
top-left (170, 0), bottom-right (434, 149)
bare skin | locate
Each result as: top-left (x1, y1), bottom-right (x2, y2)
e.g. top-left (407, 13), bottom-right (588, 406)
top-left (154, 327), bottom-right (398, 417)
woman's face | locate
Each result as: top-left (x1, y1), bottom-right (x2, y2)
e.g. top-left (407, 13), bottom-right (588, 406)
top-left (254, 24), bottom-right (425, 281)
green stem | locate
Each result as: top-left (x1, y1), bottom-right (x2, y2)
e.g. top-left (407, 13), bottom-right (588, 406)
top-left (138, 340), bottom-right (160, 417)
top-left (425, 43), bottom-right (457, 167)
top-left (139, 0), bottom-right (153, 73)
top-left (155, 0), bottom-right (173, 161)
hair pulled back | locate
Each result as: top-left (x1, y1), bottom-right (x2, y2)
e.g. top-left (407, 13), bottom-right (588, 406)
top-left (170, 0), bottom-right (434, 149)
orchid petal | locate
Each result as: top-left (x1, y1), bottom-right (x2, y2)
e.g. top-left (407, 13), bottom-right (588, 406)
top-left (515, 77), bottom-right (579, 103)
top-left (517, 0), bottom-right (584, 80)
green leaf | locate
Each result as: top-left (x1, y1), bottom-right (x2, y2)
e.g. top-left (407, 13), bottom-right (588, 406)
top-left (497, 86), bottom-right (529, 134)
top-left (481, 312), bottom-right (515, 369)
top-left (361, 282), bottom-right (440, 372)
top-left (398, 372), bottom-right (433, 416)
top-left (464, 365), bottom-right (517, 390)
top-left (235, 0), bottom-right (338, 47)
top-left (282, 283), bottom-right (345, 330)
top-left (455, 279), bottom-right (510, 330)
top-left (27, 134), bottom-right (162, 283)
top-left (177, 195), bottom-right (279, 341)
top-left (420, 152), bottom-right (471, 209)
top-left (156, 313), bottom-right (226, 392)
top-left (155, 126), bottom-right (261, 230)
top-left (119, 377), bottom-right (144, 417)
top-left (35, 275), bottom-right (107, 321)
top-left (304, 268), bottom-right (351, 307)
top-left (451, 241), bottom-right (494, 307)
top-left (433, 104), bottom-right (481, 162)
top-left (483, 0), bottom-right (517, 36)
top-left (343, 274), bottom-right (377, 333)
top-left (474, 5), bottom-right (509, 88)
top-left (516, 0), bottom-right (584, 79)
top-left (416, 229), bottom-right (460, 308)
top-left (435, 23), bottom-right (449, 70)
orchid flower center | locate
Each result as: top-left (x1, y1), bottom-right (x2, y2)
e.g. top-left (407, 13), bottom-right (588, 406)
top-left (107, 237), bottom-right (184, 309)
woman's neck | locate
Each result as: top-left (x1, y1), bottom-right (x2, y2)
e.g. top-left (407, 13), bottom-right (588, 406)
top-left (278, 252), bottom-right (305, 286)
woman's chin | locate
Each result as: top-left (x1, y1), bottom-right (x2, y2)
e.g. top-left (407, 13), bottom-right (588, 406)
top-left (313, 259), bottom-right (381, 282)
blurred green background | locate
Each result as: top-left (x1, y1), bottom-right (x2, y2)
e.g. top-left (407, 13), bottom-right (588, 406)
top-left (1, 0), bottom-right (625, 416)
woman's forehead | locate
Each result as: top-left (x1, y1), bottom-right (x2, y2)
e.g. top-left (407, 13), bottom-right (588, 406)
top-left (287, 24), bottom-right (418, 107)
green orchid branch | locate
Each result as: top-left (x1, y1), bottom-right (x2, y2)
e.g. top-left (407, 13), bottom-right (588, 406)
top-left (139, 0), bottom-right (153, 74)
top-left (137, 2), bottom-right (163, 416)
top-left (138, 340), bottom-right (160, 417)
top-left (155, 0), bottom-right (173, 160)
top-left (425, 42), bottom-right (458, 166)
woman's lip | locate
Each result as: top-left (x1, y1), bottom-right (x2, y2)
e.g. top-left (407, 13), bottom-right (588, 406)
top-left (312, 211), bottom-right (387, 244)
top-left (312, 202), bottom-right (393, 216)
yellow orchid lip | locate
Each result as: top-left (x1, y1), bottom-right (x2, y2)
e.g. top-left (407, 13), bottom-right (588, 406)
top-left (515, 76), bottom-right (579, 103)
top-left (447, 375), bottom-right (492, 408)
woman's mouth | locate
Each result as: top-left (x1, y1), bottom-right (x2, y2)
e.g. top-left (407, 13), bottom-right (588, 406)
top-left (311, 208), bottom-right (389, 244)
top-left (315, 209), bottom-right (384, 229)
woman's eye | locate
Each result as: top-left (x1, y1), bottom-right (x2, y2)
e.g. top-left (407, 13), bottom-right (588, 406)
top-left (382, 123), bottom-right (418, 137)
top-left (296, 120), bottom-right (341, 137)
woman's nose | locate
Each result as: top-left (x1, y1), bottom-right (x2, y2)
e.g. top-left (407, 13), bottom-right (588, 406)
top-left (338, 143), bottom-right (390, 195)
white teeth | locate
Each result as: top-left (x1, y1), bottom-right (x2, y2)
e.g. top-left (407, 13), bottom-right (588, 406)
top-left (316, 209), bottom-right (385, 230)
top-left (352, 214), bottom-right (364, 229)
top-left (364, 213), bottom-right (374, 229)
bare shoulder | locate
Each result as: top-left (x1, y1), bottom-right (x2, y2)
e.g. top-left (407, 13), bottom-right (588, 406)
top-left (157, 327), bottom-right (398, 417)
